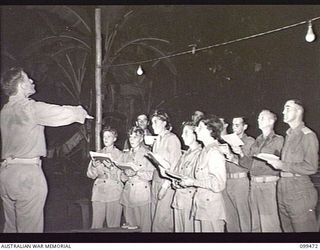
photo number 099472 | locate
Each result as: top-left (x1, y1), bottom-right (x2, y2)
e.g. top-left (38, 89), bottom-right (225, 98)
top-left (300, 244), bottom-right (318, 249)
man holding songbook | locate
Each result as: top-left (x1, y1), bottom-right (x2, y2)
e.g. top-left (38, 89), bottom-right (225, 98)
top-left (266, 99), bottom-right (319, 232)
top-left (235, 110), bottom-right (283, 232)
top-left (223, 117), bottom-right (255, 232)
top-left (87, 127), bottom-right (123, 229)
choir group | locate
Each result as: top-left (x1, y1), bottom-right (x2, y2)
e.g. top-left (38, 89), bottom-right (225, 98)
top-left (87, 100), bottom-right (319, 233)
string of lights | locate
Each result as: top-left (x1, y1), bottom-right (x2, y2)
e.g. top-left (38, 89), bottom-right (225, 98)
top-left (109, 16), bottom-right (320, 74)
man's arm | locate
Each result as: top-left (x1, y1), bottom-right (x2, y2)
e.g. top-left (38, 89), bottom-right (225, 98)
top-left (31, 101), bottom-right (92, 127)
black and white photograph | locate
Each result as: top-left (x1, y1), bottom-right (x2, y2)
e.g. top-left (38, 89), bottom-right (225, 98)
top-left (0, 3), bottom-right (320, 244)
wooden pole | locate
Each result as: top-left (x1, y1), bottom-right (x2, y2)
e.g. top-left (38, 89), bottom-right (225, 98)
top-left (95, 8), bottom-right (102, 151)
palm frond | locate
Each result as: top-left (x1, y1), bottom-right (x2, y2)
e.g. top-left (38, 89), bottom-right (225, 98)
top-left (24, 35), bottom-right (90, 55)
top-left (62, 6), bottom-right (92, 33)
top-left (66, 54), bottom-right (81, 94)
top-left (51, 46), bottom-right (90, 57)
top-left (113, 38), bottom-right (170, 57)
top-left (54, 58), bottom-right (79, 98)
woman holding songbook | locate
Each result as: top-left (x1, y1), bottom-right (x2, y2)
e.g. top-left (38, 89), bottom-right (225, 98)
top-left (171, 121), bottom-right (202, 232)
top-left (150, 110), bottom-right (182, 232)
top-left (87, 126), bottom-right (124, 229)
top-left (179, 115), bottom-right (227, 232)
top-left (120, 126), bottom-right (155, 232)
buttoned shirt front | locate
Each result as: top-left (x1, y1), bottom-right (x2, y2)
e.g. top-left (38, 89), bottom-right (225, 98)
top-left (193, 141), bottom-right (226, 221)
top-left (1, 95), bottom-right (87, 159)
top-left (240, 131), bottom-right (284, 177)
top-left (152, 130), bottom-right (181, 184)
top-left (87, 146), bottom-right (124, 202)
top-left (280, 122), bottom-right (319, 175)
top-left (120, 145), bottom-right (154, 207)
top-left (172, 144), bottom-right (202, 210)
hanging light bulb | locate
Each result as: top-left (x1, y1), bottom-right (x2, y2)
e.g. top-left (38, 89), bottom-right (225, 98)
top-left (137, 65), bottom-right (144, 76)
top-left (305, 21), bottom-right (316, 43)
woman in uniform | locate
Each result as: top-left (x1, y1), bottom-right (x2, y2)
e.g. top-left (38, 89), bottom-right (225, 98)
top-left (171, 121), bottom-right (202, 232)
top-left (150, 110), bottom-right (181, 232)
top-left (180, 115), bottom-right (227, 232)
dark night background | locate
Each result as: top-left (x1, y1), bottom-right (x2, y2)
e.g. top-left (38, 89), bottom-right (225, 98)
top-left (1, 4), bottom-right (320, 235)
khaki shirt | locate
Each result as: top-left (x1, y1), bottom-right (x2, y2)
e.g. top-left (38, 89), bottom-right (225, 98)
top-left (193, 141), bottom-right (226, 221)
top-left (240, 131), bottom-right (284, 176)
top-left (87, 146), bottom-right (123, 202)
top-left (172, 144), bottom-right (202, 210)
top-left (152, 130), bottom-right (182, 187)
top-left (120, 145), bottom-right (154, 207)
top-left (1, 95), bottom-right (87, 159)
top-left (226, 134), bottom-right (255, 174)
top-left (280, 123), bottom-right (319, 175)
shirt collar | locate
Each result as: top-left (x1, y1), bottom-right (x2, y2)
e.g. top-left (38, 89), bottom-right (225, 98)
top-left (258, 130), bottom-right (275, 142)
top-left (286, 122), bottom-right (305, 135)
top-left (158, 130), bottom-right (170, 139)
top-left (206, 140), bottom-right (220, 149)
top-left (9, 94), bottom-right (28, 103)
top-left (241, 133), bottom-right (248, 140)
top-left (187, 144), bottom-right (202, 153)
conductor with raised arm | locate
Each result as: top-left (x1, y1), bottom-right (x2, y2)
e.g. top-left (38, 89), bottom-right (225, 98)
top-left (0, 67), bottom-right (93, 232)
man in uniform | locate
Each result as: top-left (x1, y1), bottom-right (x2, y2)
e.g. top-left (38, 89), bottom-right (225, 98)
top-left (267, 99), bottom-right (319, 232)
top-left (236, 110), bottom-right (283, 232)
top-left (0, 67), bottom-right (93, 232)
top-left (224, 117), bottom-right (255, 232)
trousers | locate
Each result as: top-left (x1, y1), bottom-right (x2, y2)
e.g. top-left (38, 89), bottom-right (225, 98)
top-left (194, 219), bottom-right (225, 232)
top-left (0, 160), bottom-right (47, 232)
top-left (151, 183), bottom-right (174, 232)
top-left (278, 176), bottom-right (318, 232)
top-left (174, 208), bottom-right (194, 232)
top-left (250, 180), bottom-right (281, 232)
top-left (224, 177), bottom-right (251, 232)
top-left (91, 200), bottom-right (122, 228)
top-left (123, 204), bottom-right (152, 232)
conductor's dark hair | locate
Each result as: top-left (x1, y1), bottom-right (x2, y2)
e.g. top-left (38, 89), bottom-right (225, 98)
top-left (1, 67), bottom-right (24, 96)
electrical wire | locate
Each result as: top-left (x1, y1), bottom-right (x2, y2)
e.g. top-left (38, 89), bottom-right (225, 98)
top-left (110, 16), bottom-right (320, 68)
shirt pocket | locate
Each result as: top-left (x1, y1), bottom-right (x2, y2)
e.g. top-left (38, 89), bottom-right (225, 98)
top-left (195, 192), bottom-right (225, 220)
top-left (129, 182), bottom-right (151, 205)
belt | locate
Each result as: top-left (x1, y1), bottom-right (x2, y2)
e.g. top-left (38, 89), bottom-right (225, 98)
top-left (3, 157), bottom-right (40, 166)
top-left (251, 175), bottom-right (279, 183)
top-left (227, 172), bottom-right (248, 179)
top-left (280, 172), bottom-right (302, 178)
